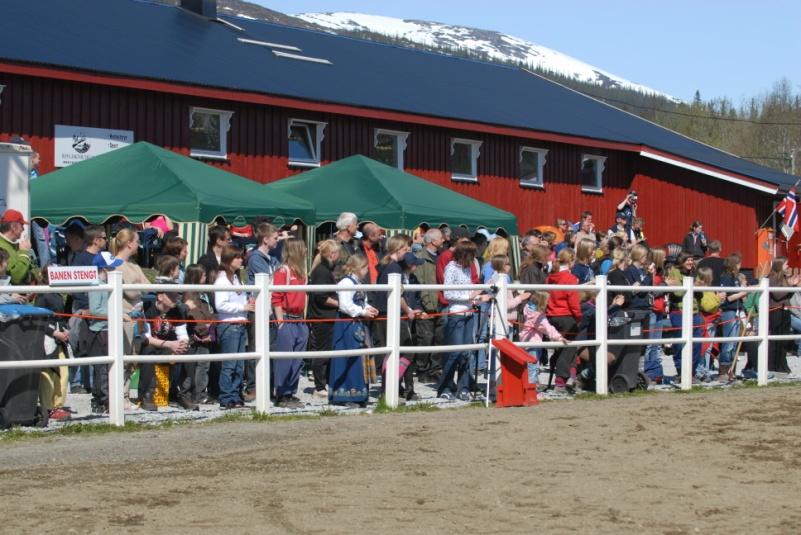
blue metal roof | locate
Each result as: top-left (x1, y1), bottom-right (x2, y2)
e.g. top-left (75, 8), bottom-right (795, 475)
top-left (1, 0), bottom-right (794, 188)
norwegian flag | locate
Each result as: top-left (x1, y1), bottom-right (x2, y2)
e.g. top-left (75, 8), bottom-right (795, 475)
top-left (777, 187), bottom-right (800, 240)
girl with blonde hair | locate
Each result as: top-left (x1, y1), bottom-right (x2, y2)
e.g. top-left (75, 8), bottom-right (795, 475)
top-left (308, 239), bottom-right (340, 396)
top-left (271, 238), bottom-right (309, 408)
top-left (329, 254), bottom-right (379, 406)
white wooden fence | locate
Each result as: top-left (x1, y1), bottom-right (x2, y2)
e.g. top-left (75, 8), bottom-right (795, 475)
top-left (0, 272), bottom-right (786, 426)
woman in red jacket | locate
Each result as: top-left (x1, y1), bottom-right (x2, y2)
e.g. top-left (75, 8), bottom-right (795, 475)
top-left (546, 248), bottom-right (583, 393)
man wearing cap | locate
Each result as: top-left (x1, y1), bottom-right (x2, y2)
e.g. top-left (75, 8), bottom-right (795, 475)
top-left (608, 211), bottom-right (632, 242)
top-left (0, 209), bottom-right (34, 285)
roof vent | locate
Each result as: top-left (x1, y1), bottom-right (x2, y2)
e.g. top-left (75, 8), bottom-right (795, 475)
top-left (272, 50), bottom-right (332, 65)
top-left (238, 38), bottom-right (301, 52)
top-left (180, 0), bottom-right (217, 18)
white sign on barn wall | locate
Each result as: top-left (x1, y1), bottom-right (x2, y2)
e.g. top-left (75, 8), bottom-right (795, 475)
top-left (54, 124), bottom-right (134, 167)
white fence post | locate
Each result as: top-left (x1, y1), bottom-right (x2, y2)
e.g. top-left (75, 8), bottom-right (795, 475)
top-left (107, 270), bottom-right (125, 426)
top-left (254, 273), bottom-right (272, 414)
top-left (385, 273), bottom-right (402, 408)
top-left (680, 276), bottom-right (694, 390)
top-left (757, 277), bottom-right (770, 386)
top-left (594, 275), bottom-right (608, 395)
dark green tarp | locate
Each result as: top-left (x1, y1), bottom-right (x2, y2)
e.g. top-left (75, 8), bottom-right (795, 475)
top-left (268, 155), bottom-right (518, 232)
top-left (31, 142), bottom-right (315, 224)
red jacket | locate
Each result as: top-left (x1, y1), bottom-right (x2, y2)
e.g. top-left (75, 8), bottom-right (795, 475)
top-left (546, 268), bottom-right (582, 320)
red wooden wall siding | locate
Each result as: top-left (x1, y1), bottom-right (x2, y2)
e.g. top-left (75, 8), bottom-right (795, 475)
top-left (0, 72), bottom-right (774, 266)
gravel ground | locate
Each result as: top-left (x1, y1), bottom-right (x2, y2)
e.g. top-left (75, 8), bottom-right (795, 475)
top-left (15, 352), bottom-right (801, 430)
top-left (4, 383), bottom-right (801, 533)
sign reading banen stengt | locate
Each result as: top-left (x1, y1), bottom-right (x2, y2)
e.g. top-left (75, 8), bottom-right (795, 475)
top-left (54, 124), bottom-right (134, 167)
top-left (47, 265), bottom-right (99, 286)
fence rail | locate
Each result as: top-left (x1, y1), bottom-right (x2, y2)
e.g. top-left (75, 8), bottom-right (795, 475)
top-left (1, 272), bottom-right (798, 425)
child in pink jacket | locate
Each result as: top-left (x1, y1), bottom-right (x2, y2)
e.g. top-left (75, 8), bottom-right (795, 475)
top-left (520, 292), bottom-right (568, 385)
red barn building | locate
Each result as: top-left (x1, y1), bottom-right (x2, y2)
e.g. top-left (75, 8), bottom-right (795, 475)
top-left (0, 0), bottom-right (795, 267)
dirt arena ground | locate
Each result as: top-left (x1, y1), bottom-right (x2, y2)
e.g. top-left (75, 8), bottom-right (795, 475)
top-left (4, 385), bottom-right (801, 534)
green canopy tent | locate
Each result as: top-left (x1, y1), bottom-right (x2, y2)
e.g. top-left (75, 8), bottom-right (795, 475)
top-left (31, 141), bottom-right (315, 263)
top-left (268, 155), bottom-right (518, 233)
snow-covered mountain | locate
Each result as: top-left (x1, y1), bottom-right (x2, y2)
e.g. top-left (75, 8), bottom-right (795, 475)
top-left (295, 12), bottom-right (678, 101)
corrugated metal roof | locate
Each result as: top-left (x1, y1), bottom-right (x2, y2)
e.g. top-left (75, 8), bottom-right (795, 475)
top-left (0, 0), bottom-right (795, 188)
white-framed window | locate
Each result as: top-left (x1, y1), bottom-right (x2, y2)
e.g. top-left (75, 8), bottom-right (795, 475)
top-left (450, 138), bottom-right (482, 182)
top-left (373, 129), bottom-right (409, 169)
top-left (519, 147), bottom-right (549, 188)
top-left (580, 154), bottom-right (606, 193)
top-left (189, 107), bottom-right (233, 160)
top-left (288, 119), bottom-right (326, 168)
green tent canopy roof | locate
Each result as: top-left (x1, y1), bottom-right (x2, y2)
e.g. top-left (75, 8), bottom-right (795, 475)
top-left (31, 142), bottom-right (315, 225)
top-left (268, 155), bottom-right (518, 233)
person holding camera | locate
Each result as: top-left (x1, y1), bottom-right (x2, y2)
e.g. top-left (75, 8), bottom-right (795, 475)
top-left (617, 190), bottom-right (638, 228)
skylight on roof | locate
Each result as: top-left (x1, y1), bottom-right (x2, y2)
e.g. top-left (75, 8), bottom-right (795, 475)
top-left (272, 50), bottom-right (332, 65)
top-left (216, 18), bottom-right (244, 32)
top-left (237, 38), bottom-right (301, 52)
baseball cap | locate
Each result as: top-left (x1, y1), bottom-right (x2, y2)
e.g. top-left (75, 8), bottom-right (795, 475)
top-left (400, 252), bottom-right (425, 268)
top-left (92, 251), bottom-right (124, 270)
top-left (475, 228), bottom-right (497, 241)
top-left (0, 209), bottom-right (29, 225)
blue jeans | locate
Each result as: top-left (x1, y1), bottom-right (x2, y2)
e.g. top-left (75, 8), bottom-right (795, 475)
top-left (272, 322), bottom-right (309, 398)
top-left (527, 348), bottom-right (542, 385)
top-left (474, 302), bottom-right (490, 372)
top-left (670, 312), bottom-right (704, 376)
top-left (32, 222), bottom-right (50, 268)
top-left (217, 323), bottom-right (246, 404)
top-left (719, 310), bottom-right (739, 366)
top-left (644, 312), bottom-right (666, 380)
top-left (436, 314), bottom-right (477, 397)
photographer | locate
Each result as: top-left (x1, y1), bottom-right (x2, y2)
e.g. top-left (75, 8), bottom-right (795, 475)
top-left (616, 190), bottom-right (638, 228)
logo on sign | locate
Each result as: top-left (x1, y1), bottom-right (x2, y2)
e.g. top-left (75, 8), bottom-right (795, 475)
top-left (72, 133), bottom-right (91, 154)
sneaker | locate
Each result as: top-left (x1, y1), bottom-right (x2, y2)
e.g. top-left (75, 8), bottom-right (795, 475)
top-left (90, 399), bottom-right (109, 415)
top-left (177, 395), bottom-right (199, 411)
top-left (242, 390), bottom-right (256, 402)
top-left (439, 392), bottom-right (454, 401)
top-left (457, 391), bottom-right (471, 401)
top-left (405, 391), bottom-right (420, 402)
top-left (220, 401), bottom-right (237, 410)
top-left (48, 407), bottom-right (71, 421)
top-left (313, 389), bottom-right (328, 399)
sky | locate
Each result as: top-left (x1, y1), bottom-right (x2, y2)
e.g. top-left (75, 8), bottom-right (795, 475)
top-left (251, 0), bottom-right (800, 103)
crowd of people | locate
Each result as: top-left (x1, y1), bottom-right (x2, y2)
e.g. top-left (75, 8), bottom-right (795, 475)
top-left (2, 187), bottom-right (801, 421)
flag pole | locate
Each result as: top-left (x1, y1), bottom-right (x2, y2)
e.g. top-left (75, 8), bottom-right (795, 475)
top-left (755, 179), bottom-right (801, 235)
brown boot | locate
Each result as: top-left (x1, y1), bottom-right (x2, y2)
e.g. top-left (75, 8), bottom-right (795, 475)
top-left (717, 364), bottom-right (731, 382)
top-left (140, 391), bottom-right (157, 412)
